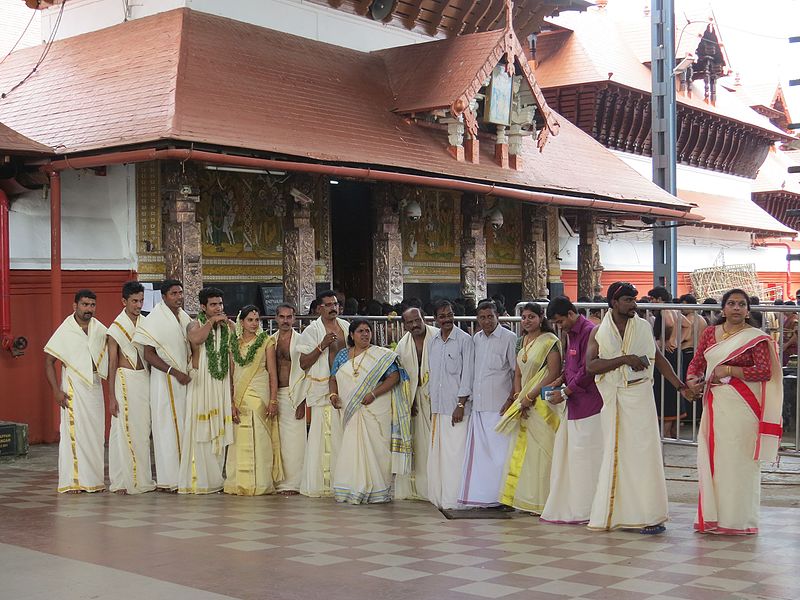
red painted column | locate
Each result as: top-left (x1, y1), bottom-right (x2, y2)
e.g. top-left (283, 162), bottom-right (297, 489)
top-left (0, 190), bottom-right (11, 352)
top-left (48, 170), bottom-right (62, 440)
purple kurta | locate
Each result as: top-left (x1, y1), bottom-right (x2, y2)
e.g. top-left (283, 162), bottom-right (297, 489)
top-left (564, 315), bottom-right (603, 420)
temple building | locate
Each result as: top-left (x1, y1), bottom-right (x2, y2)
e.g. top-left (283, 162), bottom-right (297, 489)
top-left (0, 0), bottom-right (795, 443)
top-left (533, 3), bottom-right (798, 297)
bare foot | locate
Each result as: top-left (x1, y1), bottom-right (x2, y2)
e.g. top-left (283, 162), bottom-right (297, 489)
top-left (279, 490), bottom-right (300, 496)
top-left (114, 490), bottom-right (128, 495)
top-left (65, 489), bottom-right (82, 494)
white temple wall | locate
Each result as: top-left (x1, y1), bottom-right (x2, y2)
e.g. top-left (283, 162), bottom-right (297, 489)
top-left (40, 0), bottom-right (429, 51)
top-left (9, 164), bottom-right (137, 270)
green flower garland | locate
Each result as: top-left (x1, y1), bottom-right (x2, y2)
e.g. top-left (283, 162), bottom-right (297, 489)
top-left (231, 330), bottom-right (269, 367)
top-left (197, 312), bottom-right (230, 380)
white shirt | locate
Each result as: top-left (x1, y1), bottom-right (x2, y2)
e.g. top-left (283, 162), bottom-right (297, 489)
top-left (472, 325), bottom-right (517, 412)
top-left (428, 326), bottom-right (474, 416)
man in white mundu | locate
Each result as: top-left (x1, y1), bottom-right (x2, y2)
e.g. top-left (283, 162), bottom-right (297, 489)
top-left (459, 300), bottom-right (516, 507)
top-left (427, 300), bottom-right (474, 510)
top-left (394, 307), bottom-right (438, 500)
top-left (271, 303), bottom-right (309, 495)
top-left (45, 289), bottom-right (109, 493)
top-left (133, 280), bottom-right (192, 491)
top-left (179, 287), bottom-right (234, 494)
top-left (586, 282), bottom-right (689, 534)
top-left (107, 281), bottom-right (156, 494)
top-left (297, 290), bottom-right (349, 497)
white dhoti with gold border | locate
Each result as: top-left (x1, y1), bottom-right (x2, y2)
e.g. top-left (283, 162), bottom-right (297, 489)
top-left (109, 368), bottom-right (155, 494)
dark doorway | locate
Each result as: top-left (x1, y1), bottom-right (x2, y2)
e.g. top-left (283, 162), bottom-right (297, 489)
top-left (330, 181), bottom-right (372, 301)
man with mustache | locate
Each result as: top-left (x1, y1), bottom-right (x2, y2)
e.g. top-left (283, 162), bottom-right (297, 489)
top-left (297, 290), bottom-right (349, 497)
top-left (271, 303), bottom-right (308, 495)
top-left (133, 280), bottom-right (192, 491)
top-left (586, 282), bottom-right (689, 534)
top-left (459, 299), bottom-right (517, 507)
top-left (394, 307), bottom-right (438, 501)
top-left (427, 299), bottom-right (474, 509)
top-left (107, 281), bottom-right (156, 494)
top-left (45, 289), bottom-right (109, 493)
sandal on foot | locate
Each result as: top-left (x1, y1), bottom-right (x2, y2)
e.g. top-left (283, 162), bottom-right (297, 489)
top-left (639, 524), bottom-right (666, 535)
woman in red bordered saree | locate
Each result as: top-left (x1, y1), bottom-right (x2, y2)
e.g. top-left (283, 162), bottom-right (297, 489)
top-left (687, 289), bottom-right (783, 535)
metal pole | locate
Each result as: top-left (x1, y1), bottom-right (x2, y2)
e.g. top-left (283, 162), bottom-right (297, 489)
top-left (651, 0), bottom-right (678, 296)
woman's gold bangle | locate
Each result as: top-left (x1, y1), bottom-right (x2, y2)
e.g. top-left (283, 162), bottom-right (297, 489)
top-left (726, 366), bottom-right (731, 376)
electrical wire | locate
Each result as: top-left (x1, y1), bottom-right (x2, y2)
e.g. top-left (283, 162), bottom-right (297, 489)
top-left (0, 8), bottom-right (37, 67)
top-left (0, 0), bottom-right (68, 101)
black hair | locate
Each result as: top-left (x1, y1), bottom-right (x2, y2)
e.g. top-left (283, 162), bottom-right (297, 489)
top-left (647, 286), bottom-right (671, 302)
top-left (275, 303), bottom-right (296, 315)
top-left (121, 281), bottom-right (144, 299)
top-left (239, 304), bottom-right (260, 319)
top-left (519, 302), bottom-right (554, 334)
top-left (317, 290), bottom-right (337, 303)
top-left (546, 296), bottom-right (577, 319)
top-left (715, 288), bottom-right (750, 324)
top-left (678, 293), bottom-right (697, 304)
top-left (347, 318), bottom-right (372, 347)
top-left (74, 289), bottom-right (96, 303)
top-left (199, 287), bottom-right (224, 306)
top-left (309, 299), bottom-right (319, 314)
top-left (476, 299), bottom-right (497, 314)
top-left (607, 282), bottom-right (638, 307)
top-left (160, 279), bottom-right (182, 295)
top-left (433, 299), bottom-right (453, 316)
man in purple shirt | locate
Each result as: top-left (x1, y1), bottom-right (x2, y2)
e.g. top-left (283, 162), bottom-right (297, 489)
top-left (540, 296), bottom-right (604, 524)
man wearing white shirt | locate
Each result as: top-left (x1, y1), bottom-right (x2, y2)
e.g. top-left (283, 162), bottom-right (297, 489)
top-left (427, 300), bottom-right (474, 510)
top-left (459, 300), bottom-right (516, 507)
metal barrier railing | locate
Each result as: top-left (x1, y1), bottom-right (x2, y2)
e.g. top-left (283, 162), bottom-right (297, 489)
top-left (258, 302), bottom-right (798, 457)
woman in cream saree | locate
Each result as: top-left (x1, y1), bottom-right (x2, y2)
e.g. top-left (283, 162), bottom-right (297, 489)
top-left (330, 319), bottom-right (411, 504)
top-left (687, 289), bottom-right (782, 534)
top-left (224, 306), bottom-right (283, 496)
top-left (497, 303), bottom-right (562, 513)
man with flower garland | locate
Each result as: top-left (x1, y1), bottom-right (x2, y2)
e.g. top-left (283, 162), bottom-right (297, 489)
top-left (178, 287), bottom-right (235, 494)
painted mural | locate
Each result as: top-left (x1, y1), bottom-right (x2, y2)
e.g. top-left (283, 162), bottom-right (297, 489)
top-left (486, 197), bottom-right (522, 282)
top-left (401, 190), bottom-right (460, 282)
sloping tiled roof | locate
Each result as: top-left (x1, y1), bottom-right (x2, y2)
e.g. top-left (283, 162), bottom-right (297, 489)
top-left (535, 10), bottom-right (787, 139)
top-left (678, 189), bottom-right (796, 237)
top-left (753, 149), bottom-right (800, 196)
top-left (0, 8), bottom-right (690, 210)
top-left (0, 121), bottom-right (51, 155)
top-left (377, 30), bottom-right (505, 113)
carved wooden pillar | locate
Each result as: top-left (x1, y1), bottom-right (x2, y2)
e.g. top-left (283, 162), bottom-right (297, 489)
top-left (544, 206), bottom-right (563, 298)
top-left (577, 212), bottom-right (603, 299)
top-left (495, 125), bottom-right (509, 168)
top-left (372, 185), bottom-right (403, 305)
top-left (162, 163), bottom-right (202, 314)
top-left (283, 176), bottom-right (317, 314)
top-left (460, 194), bottom-right (487, 304)
top-left (442, 113), bottom-right (465, 161)
top-left (521, 204), bottom-right (548, 300)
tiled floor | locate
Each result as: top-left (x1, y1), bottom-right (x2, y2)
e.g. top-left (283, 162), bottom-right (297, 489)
top-left (1, 447), bottom-right (799, 600)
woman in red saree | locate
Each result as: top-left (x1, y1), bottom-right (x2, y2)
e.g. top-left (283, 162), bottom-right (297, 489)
top-left (687, 289), bottom-right (783, 535)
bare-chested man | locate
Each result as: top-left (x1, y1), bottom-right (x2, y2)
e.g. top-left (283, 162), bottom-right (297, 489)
top-left (269, 303), bottom-right (308, 495)
top-left (297, 290), bottom-right (349, 497)
top-left (394, 307), bottom-right (438, 500)
top-left (107, 281), bottom-right (156, 494)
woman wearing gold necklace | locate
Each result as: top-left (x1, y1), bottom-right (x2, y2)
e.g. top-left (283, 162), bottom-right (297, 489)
top-left (497, 303), bottom-right (562, 514)
top-left (686, 289), bottom-right (783, 535)
top-left (223, 305), bottom-right (283, 496)
top-left (329, 319), bottom-right (411, 504)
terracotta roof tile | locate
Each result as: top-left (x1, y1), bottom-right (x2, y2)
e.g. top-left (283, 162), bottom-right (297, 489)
top-left (678, 189), bottom-right (796, 237)
top-left (376, 30), bottom-right (505, 113)
top-left (0, 8), bottom-right (688, 210)
top-left (0, 121), bottom-right (51, 154)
